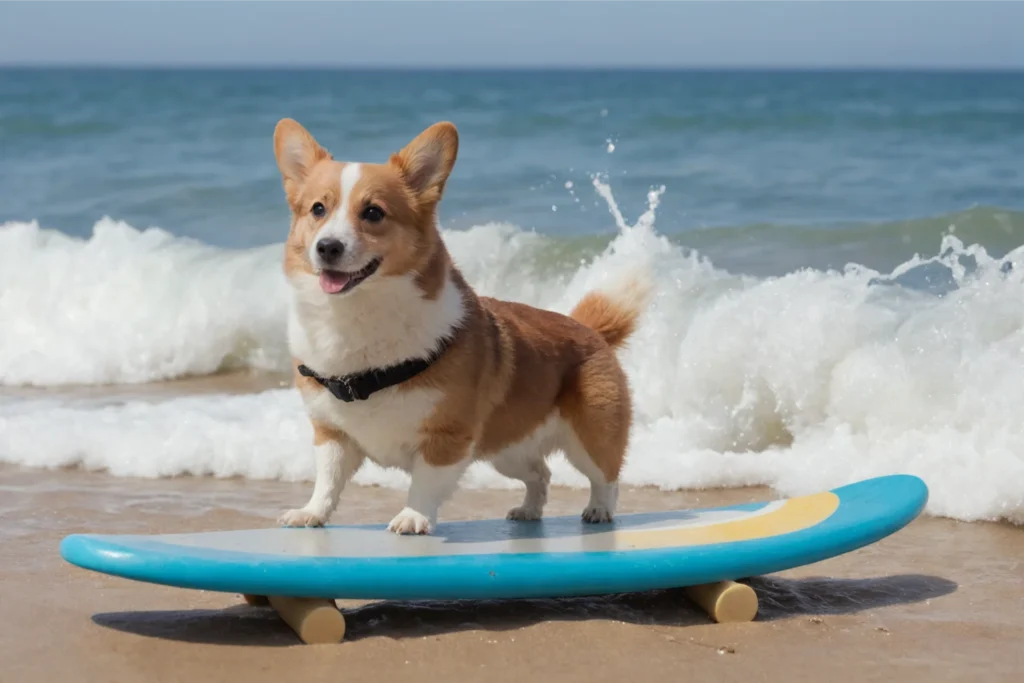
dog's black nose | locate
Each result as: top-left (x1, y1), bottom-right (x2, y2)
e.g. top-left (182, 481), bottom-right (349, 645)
top-left (316, 238), bottom-right (345, 263)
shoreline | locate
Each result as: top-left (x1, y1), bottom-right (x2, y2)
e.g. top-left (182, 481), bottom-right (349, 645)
top-left (3, 363), bottom-right (1023, 528)
top-left (2, 369), bottom-right (293, 403)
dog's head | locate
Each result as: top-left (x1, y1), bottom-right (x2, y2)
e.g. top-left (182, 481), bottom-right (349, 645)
top-left (273, 119), bottom-right (458, 295)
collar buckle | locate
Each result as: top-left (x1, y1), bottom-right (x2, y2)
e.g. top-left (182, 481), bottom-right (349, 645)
top-left (324, 376), bottom-right (372, 402)
top-left (325, 378), bottom-right (355, 402)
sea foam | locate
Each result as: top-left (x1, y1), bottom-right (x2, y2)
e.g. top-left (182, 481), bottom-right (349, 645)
top-left (1, 180), bottom-right (1023, 524)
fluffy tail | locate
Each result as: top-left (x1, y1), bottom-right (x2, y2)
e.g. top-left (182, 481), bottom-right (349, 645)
top-left (569, 275), bottom-right (652, 349)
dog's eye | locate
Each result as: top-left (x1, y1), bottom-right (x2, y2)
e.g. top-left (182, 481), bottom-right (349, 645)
top-left (311, 202), bottom-right (326, 218)
top-left (361, 205), bottom-right (385, 223)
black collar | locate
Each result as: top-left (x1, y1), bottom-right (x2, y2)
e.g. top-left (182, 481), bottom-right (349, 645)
top-left (297, 335), bottom-right (455, 403)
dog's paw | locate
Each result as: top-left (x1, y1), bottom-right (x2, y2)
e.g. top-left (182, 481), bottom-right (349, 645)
top-left (581, 505), bottom-right (613, 524)
top-left (387, 507), bottom-right (432, 535)
top-left (278, 508), bottom-right (327, 528)
top-left (506, 505), bottom-right (543, 521)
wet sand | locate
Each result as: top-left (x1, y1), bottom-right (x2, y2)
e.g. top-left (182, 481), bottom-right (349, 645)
top-left (2, 464), bottom-right (1022, 682)
top-left (3, 369), bottom-right (292, 403)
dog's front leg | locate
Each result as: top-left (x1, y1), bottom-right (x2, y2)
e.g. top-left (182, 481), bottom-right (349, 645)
top-left (279, 424), bottom-right (365, 527)
top-left (387, 431), bottom-right (471, 535)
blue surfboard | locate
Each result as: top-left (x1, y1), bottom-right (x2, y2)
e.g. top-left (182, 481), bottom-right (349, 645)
top-left (60, 474), bottom-right (927, 601)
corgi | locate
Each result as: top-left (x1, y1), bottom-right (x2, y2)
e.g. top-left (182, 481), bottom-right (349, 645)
top-left (272, 118), bottom-right (648, 535)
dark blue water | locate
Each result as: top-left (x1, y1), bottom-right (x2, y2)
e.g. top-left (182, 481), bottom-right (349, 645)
top-left (2, 68), bottom-right (1024, 274)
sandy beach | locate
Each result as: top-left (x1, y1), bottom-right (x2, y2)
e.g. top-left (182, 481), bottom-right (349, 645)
top-left (3, 460), bottom-right (1021, 682)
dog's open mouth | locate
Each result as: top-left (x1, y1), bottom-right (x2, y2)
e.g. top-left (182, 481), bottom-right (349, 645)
top-left (319, 258), bottom-right (382, 295)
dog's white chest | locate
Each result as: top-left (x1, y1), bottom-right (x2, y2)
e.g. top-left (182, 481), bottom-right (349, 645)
top-left (287, 270), bottom-right (464, 471)
top-left (302, 385), bottom-right (442, 470)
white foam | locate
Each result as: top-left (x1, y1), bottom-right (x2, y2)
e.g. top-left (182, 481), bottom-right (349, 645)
top-left (0, 218), bottom-right (290, 385)
top-left (0, 217), bottom-right (567, 387)
top-left (2, 183), bottom-right (1023, 525)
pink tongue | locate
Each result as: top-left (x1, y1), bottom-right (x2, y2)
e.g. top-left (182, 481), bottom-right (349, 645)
top-left (319, 270), bottom-right (351, 294)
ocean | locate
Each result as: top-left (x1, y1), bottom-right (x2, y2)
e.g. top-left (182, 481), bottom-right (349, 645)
top-left (1, 68), bottom-right (1023, 525)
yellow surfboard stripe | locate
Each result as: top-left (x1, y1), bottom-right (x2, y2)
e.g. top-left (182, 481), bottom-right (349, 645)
top-left (618, 492), bottom-right (841, 550)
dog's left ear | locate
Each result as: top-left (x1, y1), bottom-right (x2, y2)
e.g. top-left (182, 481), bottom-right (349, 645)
top-left (391, 122), bottom-right (459, 202)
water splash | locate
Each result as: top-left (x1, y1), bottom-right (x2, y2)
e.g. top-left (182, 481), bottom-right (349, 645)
top-left (2, 182), bottom-right (1023, 525)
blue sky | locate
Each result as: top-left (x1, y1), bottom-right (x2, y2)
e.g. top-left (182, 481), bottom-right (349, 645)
top-left (1, 1), bottom-right (1021, 69)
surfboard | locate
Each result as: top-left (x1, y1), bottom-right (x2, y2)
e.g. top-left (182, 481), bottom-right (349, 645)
top-left (60, 474), bottom-right (927, 643)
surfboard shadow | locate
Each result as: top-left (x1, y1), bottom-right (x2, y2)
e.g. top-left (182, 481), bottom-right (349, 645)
top-left (743, 573), bottom-right (959, 622)
top-left (339, 573), bottom-right (957, 641)
top-left (91, 604), bottom-right (301, 647)
top-left (90, 573), bottom-right (956, 646)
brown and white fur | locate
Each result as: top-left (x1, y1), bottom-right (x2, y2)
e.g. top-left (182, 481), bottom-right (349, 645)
top-left (273, 118), bottom-right (648, 535)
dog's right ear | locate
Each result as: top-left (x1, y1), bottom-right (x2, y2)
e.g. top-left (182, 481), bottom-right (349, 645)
top-left (273, 119), bottom-right (331, 199)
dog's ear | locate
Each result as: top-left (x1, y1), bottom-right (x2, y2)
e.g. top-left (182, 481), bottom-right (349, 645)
top-left (391, 122), bottom-right (459, 203)
top-left (274, 119), bottom-right (331, 200)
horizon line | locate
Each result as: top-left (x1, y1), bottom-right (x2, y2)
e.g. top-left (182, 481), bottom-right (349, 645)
top-left (3, 63), bottom-right (1023, 73)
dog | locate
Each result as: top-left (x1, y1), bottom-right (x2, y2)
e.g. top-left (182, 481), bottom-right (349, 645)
top-left (272, 118), bottom-right (648, 535)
